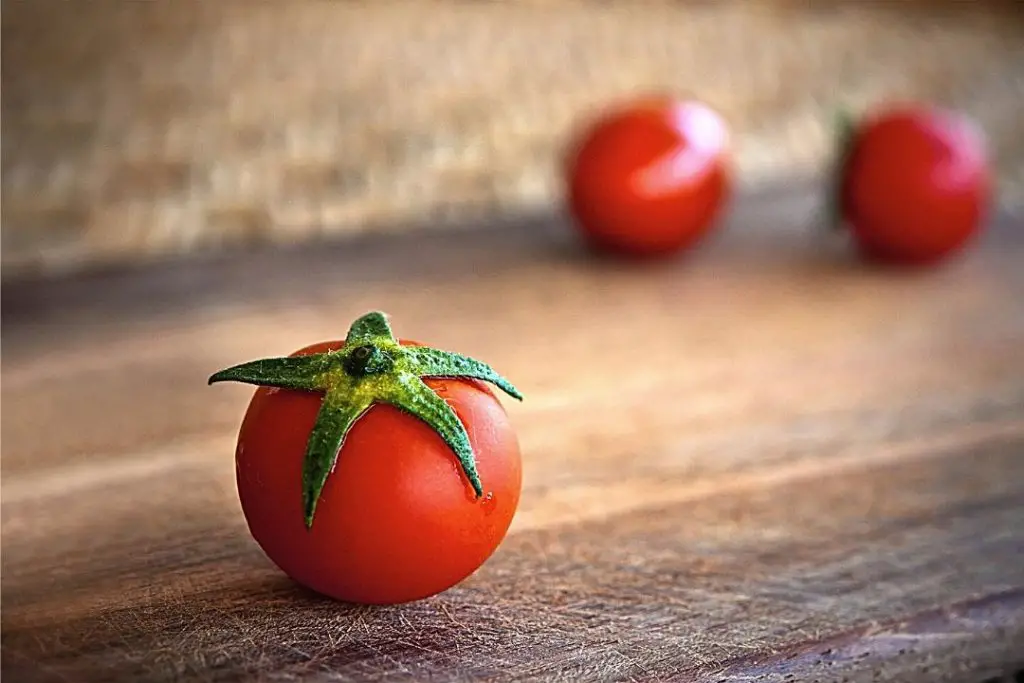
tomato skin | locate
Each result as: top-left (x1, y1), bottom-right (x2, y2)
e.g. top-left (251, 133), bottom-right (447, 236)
top-left (565, 97), bottom-right (731, 257)
top-left (234, 339), bottom-right (522, 605)
top-left (839, 106), bottom-right (992, 265)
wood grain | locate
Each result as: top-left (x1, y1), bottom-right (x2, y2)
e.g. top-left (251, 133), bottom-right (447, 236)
top-left (3, 183), bottom-right (1024, 682)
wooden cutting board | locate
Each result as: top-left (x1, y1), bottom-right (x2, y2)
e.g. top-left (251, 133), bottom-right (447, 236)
top-left (2, 182), bottom-right (1023, 682)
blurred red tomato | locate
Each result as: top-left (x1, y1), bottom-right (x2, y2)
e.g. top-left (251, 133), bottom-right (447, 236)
top-left (835, 104), bottom-right (992, 266)
top-left (565, 97), bottom-right (732, 257)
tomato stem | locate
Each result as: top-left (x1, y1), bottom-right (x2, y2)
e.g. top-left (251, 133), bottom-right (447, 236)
top-left (342, 344), bottom-right (395, 377)
top-left (209, 311), bottom-right (523, 529)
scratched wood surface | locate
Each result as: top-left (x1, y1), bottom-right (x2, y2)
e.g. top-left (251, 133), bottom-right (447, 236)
top-left (3, 183), bottom-right (1024, 683)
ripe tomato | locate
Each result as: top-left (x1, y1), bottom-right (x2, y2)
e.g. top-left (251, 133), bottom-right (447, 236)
top-left (565, 96), bottom-right (732, 257)
top-left (835, 104), bottom-right (992, 265)
top-left (212, 314), bottom-right (523, 605)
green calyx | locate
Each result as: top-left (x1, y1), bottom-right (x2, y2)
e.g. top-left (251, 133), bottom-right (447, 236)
top-left (826, 106), bottom-right (858, 232)
top-left (209, 311), bottom-right (523, 529)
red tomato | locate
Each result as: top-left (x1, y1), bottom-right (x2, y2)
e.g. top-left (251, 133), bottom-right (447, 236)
top-left (234, 340), bottom-right (522, 605)
top-left (837, 105), bottom-right (992, 265)
top-left (565, 96), bottom-right (732, 257)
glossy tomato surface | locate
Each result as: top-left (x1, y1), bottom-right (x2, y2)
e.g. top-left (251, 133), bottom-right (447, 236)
top-left (234, 340), bottom-right (522, 605)
top-left (839, 105), bottom-right (992, 265)
top-left (565, 97), bottom-right (731, 257)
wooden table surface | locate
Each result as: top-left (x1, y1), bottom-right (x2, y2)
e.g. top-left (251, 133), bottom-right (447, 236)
top-left (3, 182), bottom-right (1024, 682)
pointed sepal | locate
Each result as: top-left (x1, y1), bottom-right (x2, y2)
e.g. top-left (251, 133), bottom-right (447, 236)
top-left (302, 393), bottom-right (374, 528)
top-left (404, 346), bottom-right (523, 401)
top-left (345, 311), bottom-right (396, 346)
top-left (208, 355), bottom-right (331, 391)
top-left (386, 376), bottom-right (484, 497)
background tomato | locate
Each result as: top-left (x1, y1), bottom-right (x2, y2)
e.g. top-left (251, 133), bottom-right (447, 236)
top-left (565, 96), bottom-right (732, 257)
top-left (234, 339), bottom-right (522, 605)
top-left (837, 104), bottom-right (992, 265)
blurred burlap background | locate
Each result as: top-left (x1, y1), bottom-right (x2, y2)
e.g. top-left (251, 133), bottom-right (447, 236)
top-left (2, 1), bottom-right (1022, 279)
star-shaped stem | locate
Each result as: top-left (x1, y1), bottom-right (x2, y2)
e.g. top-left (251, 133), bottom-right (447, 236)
top-left (208, 311), bottom-right (523, 528)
